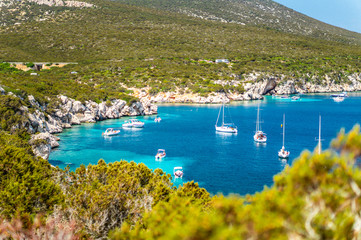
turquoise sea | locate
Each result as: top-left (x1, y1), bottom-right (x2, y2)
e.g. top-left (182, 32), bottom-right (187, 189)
top-left (49, 93), bottom-right (361, 195)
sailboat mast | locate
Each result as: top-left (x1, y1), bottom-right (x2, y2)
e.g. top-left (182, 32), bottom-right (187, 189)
top-left (282, 114), bottom-right (285, 147)
top-left (222, 103), bottom-right (225, 125)
top-left (216, 104), bottom-right (222, 126)
top-left (318, 115), bottom-right (321, 154)
top-left (256, 105), bottom-right (259, 132)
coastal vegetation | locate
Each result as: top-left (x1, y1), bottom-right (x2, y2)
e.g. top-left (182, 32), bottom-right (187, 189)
top-left (1, 0), bottom-right (361, 238)
top-left (1, 123), bottom-right (361, 238)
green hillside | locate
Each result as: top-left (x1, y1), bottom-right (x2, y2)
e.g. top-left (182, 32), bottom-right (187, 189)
top-left (0, 0), bottom-right (360, 103)
top-left (114, 0), bottom-right (361, 45)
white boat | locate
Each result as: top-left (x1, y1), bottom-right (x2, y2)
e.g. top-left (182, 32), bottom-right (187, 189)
top-left (278, 114), bottom-right (290, 159)
top-left (102, 128), bottom-right (120, 136)
top-left (122, 119), bottom-right (145, 128)
top-left (155, 149), bottom-right (166, 160)
top-left (154, 117), bottom-right (162, 122)
top-left (340, 92), bottom-right (348, 97)
top-left (254, 104), bottom-right (267, 143)
top-left (331, 91), bottom-right (348, 98)
top-left (333, 96), bottom-right (344, 102)
top-left (215, 103), bottom-right (238, 133)
top-left (291, 96), bottom-right (300, 101)
top-left (173, 167), bottom-right (183, 178)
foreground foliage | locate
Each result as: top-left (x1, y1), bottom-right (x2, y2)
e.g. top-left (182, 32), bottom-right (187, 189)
top-left (0, 132), bottom-right (63, 219)
top-left (112, 125), bottom-right (361, 239)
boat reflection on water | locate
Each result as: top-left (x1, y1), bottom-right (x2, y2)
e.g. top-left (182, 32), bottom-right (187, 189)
top-left (254, 142), bottom-right (267, 148)
top-left (216, 131), bottom-right (237, 137)
top-left (279, 158), bottom-right (288, 168)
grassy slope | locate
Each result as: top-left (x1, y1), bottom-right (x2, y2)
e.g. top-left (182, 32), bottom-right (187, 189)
top-left (0, 0), bottom-right (360, 102)
top-left (113, 0), bottom-right (361, 45)
top-left (0, 1), bottom-right (360, 61)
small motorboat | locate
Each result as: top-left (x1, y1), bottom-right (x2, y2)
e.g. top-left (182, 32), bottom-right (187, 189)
top-left (122, 119), bottom-right (145, 128)
top-left (155, 149), bottom-right (166, 160)
top-left (102, 128), bottom-right (120, 136)
top-left (154, 117), bottom-right (162, 122)
top-left (280, 95), bottom-right (289, 99)
top-left (333, 96), bottom-right (344, 102)
top-left (331, 92), bottom-right (348, 98)
top-left (340, 92), bottom-right (348, 97)
top-left (291, 96), bottom-right (300, 101)
top-left (173, 167), bottom-right (183, 178)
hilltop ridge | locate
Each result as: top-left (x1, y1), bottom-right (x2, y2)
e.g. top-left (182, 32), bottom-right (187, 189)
top-left (115, 0), bottom-right (361, 45)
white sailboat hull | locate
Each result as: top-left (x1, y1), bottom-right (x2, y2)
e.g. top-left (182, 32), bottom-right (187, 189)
top-left (254, 131), bottom-right (267, 142)
top-left (216, 126), bottom-right (238, 133)
top-left (122, 122), bottom-right (144, 128)
top-left (278, 149), bottom-right (290, 158)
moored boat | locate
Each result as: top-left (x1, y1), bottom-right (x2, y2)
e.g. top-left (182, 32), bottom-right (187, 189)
top-left (278, 114), bottom-right (290, 159)
top-left (254, 104), bottom-right (267, 143)
top-left (155, 149), bottom-right (166, 160)
top-left (215, 103), bottom-right (238, 133)
top-left (333, 96), bottom-right (344, 102)
top-left (173, 167), bottom-right (183, 178)
top-left (331, 91), bottom-right (348, 98)
top-left (122, 119), bottom-right (145, 128)
top-left (102, 128), bottom-right (120, 136)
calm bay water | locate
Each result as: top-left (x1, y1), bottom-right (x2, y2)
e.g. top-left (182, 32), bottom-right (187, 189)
top-left (49, 93), bottom-right (361, 195)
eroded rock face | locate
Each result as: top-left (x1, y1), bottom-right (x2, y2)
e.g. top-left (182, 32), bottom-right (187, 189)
top-left (262, 79), bottom-right (277, 95)
top-left (18, 94), bottom-right (158, 160)
top-left (30, 132), bottom-right (60, 160)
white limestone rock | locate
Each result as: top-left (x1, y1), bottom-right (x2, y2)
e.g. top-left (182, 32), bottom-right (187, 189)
top-left (0, 86), bottom-right (5, 95)
top-left (69, 113), bottom-right (81, 125)
top-left (30, 132), bottom-right (61, 159)
top-left (73, 101), bottom-right (86, 113)
top-left (44, 115), bottom-right (63, 133)
top-left (28, 95), bottom-right (41, 109)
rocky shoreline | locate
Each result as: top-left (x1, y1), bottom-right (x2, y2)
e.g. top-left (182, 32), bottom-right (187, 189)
top-left (28, 95), bottom-right (157, 159)
top-left (0, 86), bottom-right (157, 160)
top-left (2, 73), bottom-right (361, 160)
top-left (133, 73), bottom-right (361, 104)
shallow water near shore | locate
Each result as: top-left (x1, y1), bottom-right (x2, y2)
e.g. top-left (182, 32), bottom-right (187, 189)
top-left (50, 93), bottom-right (361, 195)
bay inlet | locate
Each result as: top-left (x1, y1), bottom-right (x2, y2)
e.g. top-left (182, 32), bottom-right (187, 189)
top-left (49, 93), bottom-right (361, 195)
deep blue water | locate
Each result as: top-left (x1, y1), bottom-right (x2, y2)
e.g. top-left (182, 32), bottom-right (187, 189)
top-left (50, 93), bottom-right (361, 195)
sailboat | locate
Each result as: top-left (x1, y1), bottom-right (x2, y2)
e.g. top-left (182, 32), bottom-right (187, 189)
top-left (316, 115), bottom-right (323, 154)
top-left (278, 114), bottom-right (290, 158)
top-left (215, 103), bottom-right (237, 133)
top-left (253, 104), bottom-right (267, 143)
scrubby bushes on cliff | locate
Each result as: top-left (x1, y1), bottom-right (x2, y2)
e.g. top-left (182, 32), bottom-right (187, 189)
top-left (0, 95), bottom-right (27, 132)
top-left (0, 132), bottom-right (64, 219)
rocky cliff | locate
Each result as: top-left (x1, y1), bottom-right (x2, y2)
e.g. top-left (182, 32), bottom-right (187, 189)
top-left (0, 88), bottom-right (157, 160)
top-left (136, 73), bottom-right (361, 103)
